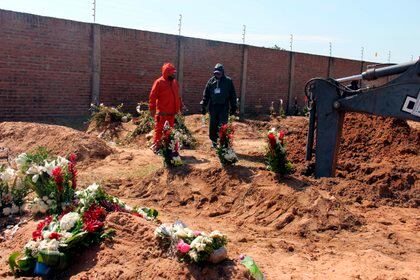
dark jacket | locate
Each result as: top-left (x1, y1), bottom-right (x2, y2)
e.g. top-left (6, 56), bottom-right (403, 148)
top-left (201, 75), bottom-right (237, 111)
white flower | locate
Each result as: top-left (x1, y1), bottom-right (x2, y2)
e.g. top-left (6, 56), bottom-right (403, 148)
top-left (61, 232), bottom-right (73, 239)
top-left (15, 153), bottom-right (28, 169)
top-left (190, 236), bottom-right (207, 252)
top-left (24, 240), bottom-right (40, 257)
top-left (209, 230), bottom-right (226, 239)
top-left (55, 156), bottom-right (69, 168)
top-left (38, 239), bottom-right (59, 252)
top-left (154, 224), bottom-right (171, 238)
top-left (2, 207), bottom-right (11, 216)
top-left (189, 250), bottom-right (199, 262)
top-left (174, 227), bottom-right (189, 239)
top-left (11, 204), bottom-right (20, 214)
top-left (0, 167), bottom-right (16, 183)
top-left (43, 160), bottom-right (56, 176)
top-left (42, 230), bottom-right (52, 239)
top-left (124, 205), bottom-right (133, 212)
top-left (87, 183), bottom-right (99, 193)
top-left (60, 212), bottom-right (80, 231)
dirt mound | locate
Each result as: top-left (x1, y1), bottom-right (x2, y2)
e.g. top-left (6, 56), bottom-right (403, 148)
top-left (255, 113), bottom-right (419, 207)
top-left (108, 167), bottom-right (363, 237)
top-left (0, 122), bottom-right (113, 163)
top-left (0, 212), bottom-right (246, 280)
top-left (339, 114), bottom-right (419, 162)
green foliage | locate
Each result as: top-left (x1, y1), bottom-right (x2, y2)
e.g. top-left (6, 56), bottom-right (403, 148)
top-left (174, 114), bottom-right (198, 149)
top-left (90, 103), bottom-right (132, 128)
top-left (131, 102), bottom-right (155, 137)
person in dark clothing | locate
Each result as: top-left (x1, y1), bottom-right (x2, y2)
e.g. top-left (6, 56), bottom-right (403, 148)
top-left (200, 63), bottom-right (237, 148)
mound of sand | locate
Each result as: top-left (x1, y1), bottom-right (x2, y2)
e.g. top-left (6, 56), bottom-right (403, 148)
top-left (0, 122), bottom-right (113, 163)
top-left (0, 212), bottom-right (246, 280)
top-left (111, 167), bottom-right (363, 237)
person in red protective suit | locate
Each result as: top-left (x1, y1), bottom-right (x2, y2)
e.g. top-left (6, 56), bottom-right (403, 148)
top-left (149, 63), bottom-right (182, 149)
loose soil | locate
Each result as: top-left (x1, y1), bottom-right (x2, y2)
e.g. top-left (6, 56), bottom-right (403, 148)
top-left (0, 113), bottom-right (418, 279)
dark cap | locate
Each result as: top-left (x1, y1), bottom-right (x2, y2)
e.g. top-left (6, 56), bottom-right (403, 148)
top-left (213, 63), bottom-right (224, 73)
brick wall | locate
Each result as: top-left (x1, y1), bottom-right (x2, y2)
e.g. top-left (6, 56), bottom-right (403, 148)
top-left (182, 37), bottom-right (243, 113)
top-left (291, 53), bottom-right (330, 109)
top-left (99, 26), bottom-right (178, 112)
top-left (0, 9), bottom-right (92, 120)
top-left (245, 47), bottom-right (290, 114)
top-left (0, 9), bottom-right (383, 121)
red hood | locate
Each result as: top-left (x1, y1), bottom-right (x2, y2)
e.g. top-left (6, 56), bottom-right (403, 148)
top-left (161, 63), bottom-right (176, 79)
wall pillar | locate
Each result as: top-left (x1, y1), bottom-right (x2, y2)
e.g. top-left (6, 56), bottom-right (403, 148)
top-left (91, 24), bottom-right (101, 105)
top-left (239, 45), bottom-right (248, 117)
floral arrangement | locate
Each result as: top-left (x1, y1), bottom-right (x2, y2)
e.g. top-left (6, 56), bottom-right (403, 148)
top-left (74, 183), bottom-right (158, 220)
top-left (90, 103), bottom-right (132, 128)
top-left (157, 121), bottom-right (183, 167)
top-left (155, 221), bottom-right (228, 264)
top-left (0, 166), bottom-right (28, 217)
top-left (9, 183), bottom-right (158, 276)
top-left (16, 149), bottom-right (78, 215)
top-left (174, 114), bottom-right (198, 149)
top-left (265, 128), bottom-right (294, 175)
top-left (216, 123), bottom-right (238, 165)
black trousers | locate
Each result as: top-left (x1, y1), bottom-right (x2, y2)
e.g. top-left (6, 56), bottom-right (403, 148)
top-left (209, 104), bottom-right (229, 143)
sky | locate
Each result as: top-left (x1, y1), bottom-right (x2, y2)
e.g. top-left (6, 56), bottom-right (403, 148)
top-left (0, 0), bottom-right (419, 63)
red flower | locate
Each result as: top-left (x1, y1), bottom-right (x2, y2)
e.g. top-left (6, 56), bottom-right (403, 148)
top-left (68, 162), bottom-right (77, 189)
top-left (49, 232), bottom-right (61, 240)
top-left (268, 133), bottom-right (277, 149)
top-left (52, 166), bottom-right (64, 192)
top-left (69, 153), bottom-right (77, 163)
top-left (32, 230), bottom-right (42, 241)
top-left (132, 212), bottom-right (143, 218)
top-left (278, 130), bottom-right (285, 140)
top-left (82, 204), bottom-right (106, 233)
top-left (83, 220), bottom-right (104, 233)
top-left (278, 130), bottom-right (286, 145)
top-left (36, 215), bottom-right (53, 231)
top-left (83, 204), bottom-right (106, 222)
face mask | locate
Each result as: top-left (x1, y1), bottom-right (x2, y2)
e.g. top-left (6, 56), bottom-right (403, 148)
top-left (168, 74), bottom-right (175, 81)
top-left (214, 72), bottom-right (222, 79)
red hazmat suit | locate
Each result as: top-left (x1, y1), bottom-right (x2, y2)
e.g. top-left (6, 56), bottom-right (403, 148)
top-left (149, 63), bottom-right (181, 145)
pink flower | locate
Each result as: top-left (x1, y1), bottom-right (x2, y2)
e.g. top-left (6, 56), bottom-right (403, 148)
top-left (177, 239), bottom-right (191, 253)
top-left (193, 230), bottom-right (201, 236)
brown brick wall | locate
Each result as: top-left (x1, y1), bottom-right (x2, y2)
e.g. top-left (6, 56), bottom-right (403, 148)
top-left (245, 47), bottom-right (290, 114)
top-left (182, 37), bottom-right (243, 113)
top-left (0, 9), bottom-right (380, 120)
top-left (0, 9), bottom-right (92, 120)
top-left (100, 26), bottom-right (178, 112)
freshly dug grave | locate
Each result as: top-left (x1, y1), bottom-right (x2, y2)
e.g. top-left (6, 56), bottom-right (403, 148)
top-left (238, 113), bottom-right (419, 207)
top-left (104, 167), bottom-right (363, 238)
top-left (0, 122), bottom-right (113, 164)
top-left (0, 212), bottom-right (247, 280)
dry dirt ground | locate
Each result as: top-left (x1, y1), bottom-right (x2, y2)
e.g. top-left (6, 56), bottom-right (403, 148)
top-left (0, 114), bottom-right (419, 280)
